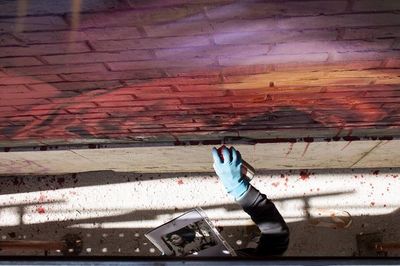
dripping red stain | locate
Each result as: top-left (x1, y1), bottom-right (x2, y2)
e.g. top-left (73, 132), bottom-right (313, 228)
top-left (301, 143), bottom-right (310, 157)
top-left (341, 141), bottom-right (352, 151)
top-left (280, 174), bottom-right (285, 178)
top-left (177, 179), bottom-right (184, 185)
top-left (299, 170), bottom-right (310, 180)
top-left (37, 207), bottom-right (45, 214)
top-left (271, 182), bottom-right (279, 187)
top-left (372, 170), bottom-right (380, 175)
top-left (370, 202), bottom-right (375, 206)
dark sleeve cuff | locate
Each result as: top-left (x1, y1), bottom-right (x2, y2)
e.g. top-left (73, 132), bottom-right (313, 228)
top-left (236, 185), bottom-right (261, 208)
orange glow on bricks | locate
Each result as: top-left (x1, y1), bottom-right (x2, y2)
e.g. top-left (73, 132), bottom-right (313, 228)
top-left (0, 64), bottom-right (399, 141)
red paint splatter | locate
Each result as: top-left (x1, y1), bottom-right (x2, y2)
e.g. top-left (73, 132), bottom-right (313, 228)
top-left (272, 182), bottom-right (279, 187)
top-left (370, 202), bottom-right (375, 206)
top-left (284, 177), bottom-right (289, 186)
top-left (37, 207), bottom-right (45, 214)
top-left (177, 179), bottom-right (184, 185)
top-left (299, 170), bottom-right (310, 180)
top-left (280, 174), bottom-right (285, 178)
top-left (372, 170), bottom-right (379, 175)
top-left (393, 175), bottom-right (398, 179)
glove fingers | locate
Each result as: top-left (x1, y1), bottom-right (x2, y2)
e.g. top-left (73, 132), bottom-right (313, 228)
top-left (211, 147), bottom-right (223, 164)
top-left (231, 146), bottom-right (237, 164)
top-left (231, 147), bottom-right (242, 166)
top-left (221, 146), bottom-right (231, 164)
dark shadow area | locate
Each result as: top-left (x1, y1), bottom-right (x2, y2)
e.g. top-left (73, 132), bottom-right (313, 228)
top-left (0, 197), bottom-right (398, 257)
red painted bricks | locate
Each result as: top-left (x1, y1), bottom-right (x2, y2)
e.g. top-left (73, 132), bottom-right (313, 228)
top-left (0, 1), bottom-right (399, 142)
top-left (0, 43), bottom-right (90, 58)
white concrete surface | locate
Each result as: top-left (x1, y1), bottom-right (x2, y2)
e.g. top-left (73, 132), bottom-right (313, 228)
top-left (0, 168), bottom-right (399, 256)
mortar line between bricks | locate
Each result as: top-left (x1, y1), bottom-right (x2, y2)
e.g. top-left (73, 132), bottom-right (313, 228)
top-left (350, 141), bottom-right (383, 168)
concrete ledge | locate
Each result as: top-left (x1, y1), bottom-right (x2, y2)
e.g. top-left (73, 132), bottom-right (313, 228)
top-left (0, 139), bottom-right (399, 175)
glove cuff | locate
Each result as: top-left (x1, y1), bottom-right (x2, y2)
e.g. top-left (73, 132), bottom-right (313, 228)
top-left (228, 180), bottom-right (250, 200)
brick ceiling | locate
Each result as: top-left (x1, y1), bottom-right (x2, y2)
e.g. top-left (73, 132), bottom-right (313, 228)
top-left (0, 0), bottom-right (399, 146)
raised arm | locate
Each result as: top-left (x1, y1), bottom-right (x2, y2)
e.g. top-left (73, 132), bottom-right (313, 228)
top-left (212, 146), bottom-right (289, 256)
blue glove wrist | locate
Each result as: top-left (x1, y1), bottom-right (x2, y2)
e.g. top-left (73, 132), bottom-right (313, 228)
top-left (228, 179), bottom-right (250, 200)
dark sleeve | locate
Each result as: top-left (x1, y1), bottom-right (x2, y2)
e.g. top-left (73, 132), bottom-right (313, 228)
top-left (236, 185), bottom-right (289, 256)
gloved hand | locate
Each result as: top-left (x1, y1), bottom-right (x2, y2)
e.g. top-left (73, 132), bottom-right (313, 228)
top-left (212, 146), bottom-right (249, 200)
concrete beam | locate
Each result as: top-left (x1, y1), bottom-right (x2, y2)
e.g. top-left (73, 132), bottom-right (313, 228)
top-left (0, 139), bottom-right (399, 175)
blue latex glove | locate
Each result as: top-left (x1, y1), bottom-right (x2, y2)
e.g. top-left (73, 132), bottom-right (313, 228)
top-left (212, 146), bottom-right (249, 200)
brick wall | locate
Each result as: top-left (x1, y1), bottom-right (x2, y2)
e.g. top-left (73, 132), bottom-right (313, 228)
top-left (0, 0), bottom-right (399, 145)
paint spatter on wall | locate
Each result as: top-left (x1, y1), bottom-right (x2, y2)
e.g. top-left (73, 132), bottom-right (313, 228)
top-left (37, 207), bottom-right (45, 214)
top-left (177, 179), bottom-right (184, 185)
top-left (299, 170), bottom-right (310, 181)
top-left (372, 170), bottom-right (379, 175)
